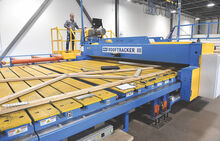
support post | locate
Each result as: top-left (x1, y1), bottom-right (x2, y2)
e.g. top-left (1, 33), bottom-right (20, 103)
top-left (177, 0), bottom-right (181, 42)
top-left (76, 0), bottom-right (93, 25)
top-left (80, 0), bottom-right (85, 46)
top-left (191, 25), bottom-right (194, 39)
top-left (123, 112), bottom-right (129, 132)
top-left (152, 99), bottom-right (160, 118)
top-left (115, 0), bottom-right (119, 37)
top-left (162, 94), bottom-right (169, 112)
top-left (170, 14), bottom-right (173, 32)
top-left (198, 20), bottom-right (201, 34)
top-left (207, 24), bottom-right (210, 39)
top-left (217, 19), bottom-right (220, 34)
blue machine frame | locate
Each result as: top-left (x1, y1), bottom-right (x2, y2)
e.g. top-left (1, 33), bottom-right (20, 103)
top-left (1, 0), bottom-right (210, 140)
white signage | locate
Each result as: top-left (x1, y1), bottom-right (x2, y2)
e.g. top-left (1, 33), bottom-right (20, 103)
top-left (8, 126), bottom-right (28, 137)
top-left (40, 116), bottom-right (56, 126)
top-left (102, 47), bottom-right (142, 54)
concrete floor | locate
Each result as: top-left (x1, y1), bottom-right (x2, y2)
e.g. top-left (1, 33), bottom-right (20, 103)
top-left (128, 97), bottom-right (220, 141)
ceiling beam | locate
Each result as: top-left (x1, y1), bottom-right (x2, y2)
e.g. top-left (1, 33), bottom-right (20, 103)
top-left (182, 0), bottom-right (208, 6)
top-left (197, 10), bottom-right (220, 15)
top-left (182, 3), bottom-right (220, 11)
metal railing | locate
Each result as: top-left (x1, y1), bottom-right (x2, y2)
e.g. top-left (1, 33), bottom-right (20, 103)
top-left (51, 27), bottom-right (116, 54)
top-left (169, 22), bottom-right (220, 41)
top-left (103, 30), bottom-right (116, 38)
top-left (51, 27), bottom-right (81, 54)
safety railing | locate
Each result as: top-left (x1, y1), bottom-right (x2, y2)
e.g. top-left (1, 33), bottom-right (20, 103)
top-left (103, 30), bottom-right (116, 38)
top-left (51, 27), bottom-right (81, 54)
top-left (169, 22), bottom-right (220, 41)
top-left (51, 27), bottom-right (116, 54)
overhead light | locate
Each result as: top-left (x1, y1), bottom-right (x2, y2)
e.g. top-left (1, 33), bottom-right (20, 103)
top-left (171, 10), bottom-right (177, 13)
top-left (127, 0), bottom-right (132, 2)
top-left (195, 18), bottom-right (200, 21)
top-left (207, 2), bottom-right (215, 7)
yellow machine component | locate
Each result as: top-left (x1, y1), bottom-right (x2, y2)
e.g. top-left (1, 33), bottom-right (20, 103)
top-left (51, 27), bottom-right (81, 60)
top-left (61, 52), bottom-right (76, 60)
top-left (62, 78), bottom-right (117, 100)
top-left (40, 61), bottom-right (176, 94)
top-left (0, 67), bottom-right (60, 122)
top-left (105, 40), bottom-right (112, 43)
top-left (52, 99), bottom-right (82, 113)
top-left (27, 65), bottom-right (103, 106)
top-left (201, 43), bottom-right (214, 54)
top-left (85, 28), bottom-right (92, 37)
top-left (17, 66), bottom-right (83, 113)
top-left (0, 72), bottom-right (32, 131)
top-left (91, 43), bottom-right (99, 45)
top-left (38, 63), bottom-right (117, 101)
top-left (190, 68), bottom-right (200, 101)
top-left (192, 43), bottom-right (214, 100)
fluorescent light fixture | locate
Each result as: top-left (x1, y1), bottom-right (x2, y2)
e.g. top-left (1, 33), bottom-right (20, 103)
top-left (207, 2), bottom-right (215, 7)
top-left (195, 18), bottom-right (200, 21)
top-left (171, 10), bottom-right (177, 13)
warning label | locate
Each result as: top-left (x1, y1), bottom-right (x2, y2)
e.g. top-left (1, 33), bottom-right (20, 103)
top-left (8, 126), bottom-right (28, 137)
top-left (40, 116), bottom-right (56, 126)
top-left (157, 82), bottom-right (162, 87)
top-left (126, 91), bottom-right (134, 97)
top-left (165, 80), bottom-right (169, 84)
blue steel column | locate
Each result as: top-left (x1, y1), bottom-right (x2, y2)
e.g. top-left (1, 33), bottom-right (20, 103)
top-left (207, 24), bottom-right (210, 39)
top-left (80, 0), bottom-right (85, 46)
top-left (191, 25), bottom-right (194, 39)
top-left (177, 0), bottom-right (181, 42)
top-left (123, 112), bottom-right (129, 132)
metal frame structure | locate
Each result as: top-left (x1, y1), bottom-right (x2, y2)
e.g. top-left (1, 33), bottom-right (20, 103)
top-left (169, 21), bottom-right (220, 41)
top-left (0, 0), bottom-right (215, 140)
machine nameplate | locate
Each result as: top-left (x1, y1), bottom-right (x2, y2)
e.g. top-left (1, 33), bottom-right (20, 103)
top-left (102, 47), bottom-right (142, 54)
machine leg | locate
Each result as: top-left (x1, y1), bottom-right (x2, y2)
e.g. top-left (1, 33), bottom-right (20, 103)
top-left (162, 94), bottom-right (169, 112)
top-left (152, 99), bottom-right (160, 119)
top-left (123, 112), bottom-right (129, 132)
top-left (161, 94), bottom-right (172, 122)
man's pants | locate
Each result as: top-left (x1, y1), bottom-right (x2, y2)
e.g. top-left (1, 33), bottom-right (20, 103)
top-left (66, 32), bottom-right (75, 52)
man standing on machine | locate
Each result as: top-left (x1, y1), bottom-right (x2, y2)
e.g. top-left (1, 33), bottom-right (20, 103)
top-left (64, 13), bottom-right (79, 53)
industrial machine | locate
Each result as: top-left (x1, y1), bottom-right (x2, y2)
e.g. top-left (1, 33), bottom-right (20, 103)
top-left (0, 0), bottom-right (215, 141)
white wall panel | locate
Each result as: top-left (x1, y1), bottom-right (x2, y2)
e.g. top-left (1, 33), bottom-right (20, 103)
top-left (0, 0), bottom-right (195, 57)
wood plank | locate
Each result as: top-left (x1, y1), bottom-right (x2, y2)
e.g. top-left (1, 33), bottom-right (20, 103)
top-left (0, 72), bottom-right (32, 131)
top-left (30, 65), bottom-right (117, 100)
top-left (10, 67), bottom-right (83, 113)
top-left (0, 67), bottom-right (153, 83)
top-left (0, 69), bottom-right (171, 115)
top-left (0, 67), bottom-right (60, 121)
top-left (21, 66), bottom-right (101, 106)
top-left (134, 68), bottom-right (142, 77)
top-left (0, 74), bottom-right (67, 104)
top-left (43, 63), bottom-right (161, 93)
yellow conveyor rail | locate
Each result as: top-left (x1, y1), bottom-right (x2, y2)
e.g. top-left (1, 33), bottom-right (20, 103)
top-left (40, 60), bottom-right (177, 94)
top-left (0, 72), bottom-right (31, 131)
top-left (0, 60), bottom-right (177, 131)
